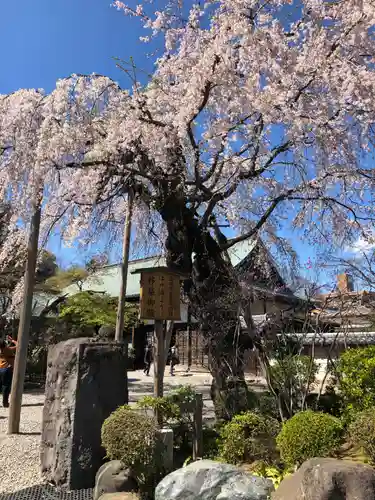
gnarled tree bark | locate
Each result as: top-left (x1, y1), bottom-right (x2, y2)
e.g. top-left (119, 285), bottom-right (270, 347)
top-left (159, 194), bottom-right (254, 420)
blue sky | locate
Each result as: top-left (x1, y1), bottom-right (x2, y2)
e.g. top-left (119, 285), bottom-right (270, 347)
top-left (0, 0), bottom-right (157, 95)
top-left (1, 0), bottom-right (156, 268)
top-left (0, 0), bottom-right (333, 286)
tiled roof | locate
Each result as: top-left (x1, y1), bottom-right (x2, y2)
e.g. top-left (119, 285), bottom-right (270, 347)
top-left (30, 238), bottom-right (262, 316)
top-left (62, 238), bottom-right (260, 299)
top-left (284, 332), bottom-right (375, 346)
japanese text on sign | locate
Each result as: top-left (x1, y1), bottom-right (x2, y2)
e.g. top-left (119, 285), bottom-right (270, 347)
top-left (139, 271), bottom-right (181, 320)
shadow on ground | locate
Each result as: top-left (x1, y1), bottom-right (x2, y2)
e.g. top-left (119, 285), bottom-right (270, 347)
top-left (23, 387), bottom-right (45, 396)
top-left (0, 484), bottom-right (93, 500)
top-left (18, 432), bottom-right (41, 436)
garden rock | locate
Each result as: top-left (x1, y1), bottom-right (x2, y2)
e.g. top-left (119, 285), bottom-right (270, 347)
top-left (155, 459), bottom-right (274, 500)
top-left (94, 460), bottom-right (138, 500)
top-left (40, 339), bottom-right (128, 490)
top-left (98, 493), bottom-right (139, 500)
top-left (272, 458), bottom-right (375, 500)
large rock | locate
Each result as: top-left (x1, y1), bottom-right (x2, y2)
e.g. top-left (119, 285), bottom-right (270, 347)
top-left (40, 338), bottom-right (128, 490)
top-left (94, 461), bottom-right (138, 500)
top-left (155, 459), bottom-right (274, 500)
top-left (272, 458), bottom-right (375, 500)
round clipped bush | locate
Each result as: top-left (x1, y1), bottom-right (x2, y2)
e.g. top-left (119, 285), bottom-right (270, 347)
top-left (276, 410), bottom-right (344, 467)
top-left (217, 411), bottom-right (280, 465)
top-left (349, 408), bottom-right (375, 464)
top-left (101, 405), bottom-right (160, 483)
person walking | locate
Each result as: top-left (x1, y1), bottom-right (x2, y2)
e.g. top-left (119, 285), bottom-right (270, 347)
top-left (143, 343), bottom-right (153, 376)
top-left (169, 344), bottom-right (179, 376)
top-left (0, 335), bottom-right (17, 408)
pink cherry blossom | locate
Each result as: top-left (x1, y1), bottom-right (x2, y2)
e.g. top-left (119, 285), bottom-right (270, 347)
top-left (0, 0), bottom-right (375, 306)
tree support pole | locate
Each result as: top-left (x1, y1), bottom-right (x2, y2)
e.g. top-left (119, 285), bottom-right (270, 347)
top-left (8, 206), bottom-right (41, 434)
top-left (187, 304), bottom-right (192, 372)
top-left (154, 319), bottom-right (164, 425)
top-left (115, 189), bottom-right (134, 343)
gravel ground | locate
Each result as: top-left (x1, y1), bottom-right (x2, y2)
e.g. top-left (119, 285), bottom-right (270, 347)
top-left (0, 371), bottom-right (213, 495)
top-left (0, 370), bottom-right (266, 495)
top-left (0, 391), bottom-right (45, 494)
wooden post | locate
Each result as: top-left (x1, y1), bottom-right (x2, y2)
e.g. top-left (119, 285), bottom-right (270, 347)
top-left (115, 188), bottom-right (134, 343)
top-left (8, 206), bottom-right (41, 434)
top-left (131, 326), bottom-right (135, 348)
top-left (192, 393), bottom-right (203, 460)
top-left (131, 266), bottom-right (185, 425)
top-left (154, 319), bottom-right (165, 425)
top-left (187, 305), bottom-right (192, 372)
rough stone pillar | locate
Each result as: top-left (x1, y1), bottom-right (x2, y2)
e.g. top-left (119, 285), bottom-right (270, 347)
top-left (158, 428), bottom-right (174, 473)
top-left (41, 338), bottom-right (128, 491)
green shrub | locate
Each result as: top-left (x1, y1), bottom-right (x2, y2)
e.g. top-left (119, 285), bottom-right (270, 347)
top-left (217, 411), bottom-right (280, 465)
top-left (101, 405), bottom-right (160, 486)
top-left (211, 377), bottom-right (259, 422)
top-left (336, 347), bottom-right (375, 412)
top-left (251, 462), bottom-right (293, 489)
top-left (276, 410), bottom-right (344, 467)
top-left (167, 385), bottom-right (197, 410)
top-left (202, 426), bottom-right (220, 459)
top-left (270, 355), bottom-right (318, 416)
top-left (136, 385), bottom-right (196, 452)
top-left (349, 408), bottom-right (375, 464)
top-left (256, 392), bottom-right (280, 420)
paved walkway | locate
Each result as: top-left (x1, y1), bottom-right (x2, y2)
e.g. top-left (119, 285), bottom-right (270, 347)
top-left (128, 368), bottom-right (215, 418)
top-left (129, 368), bottom-right (267, 421)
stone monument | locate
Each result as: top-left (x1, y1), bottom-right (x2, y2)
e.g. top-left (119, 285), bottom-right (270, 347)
top-left (40, 338), bottom-right (128, 490)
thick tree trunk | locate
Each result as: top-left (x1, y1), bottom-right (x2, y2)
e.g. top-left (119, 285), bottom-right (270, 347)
top-left (159, 195), bottom-right (253, 420)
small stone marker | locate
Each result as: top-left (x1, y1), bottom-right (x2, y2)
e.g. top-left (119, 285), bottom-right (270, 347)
top-left (159, 427), bottom-right (174, 472)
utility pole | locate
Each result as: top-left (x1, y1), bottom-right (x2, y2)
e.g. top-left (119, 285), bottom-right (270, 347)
top-left (115, 189), bottom-right (134, 343)
top-left (8, 205), bottom-right (41, 434)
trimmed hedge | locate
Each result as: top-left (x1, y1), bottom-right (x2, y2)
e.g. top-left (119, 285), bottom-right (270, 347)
top-left (101, 406), bottom-right (160, 484)
top-left (218, 411), bottom-right (280, 465)
top-left (276, 410), bottom-right (344, 467)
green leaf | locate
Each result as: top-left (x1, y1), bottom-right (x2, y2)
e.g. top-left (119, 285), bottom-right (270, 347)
top-left (59, 291), bottom-right (138, 329)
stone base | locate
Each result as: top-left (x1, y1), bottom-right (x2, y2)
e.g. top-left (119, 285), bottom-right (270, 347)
top-left (41, 338), bottom-right (128, 491)
top-left (93, 460), bottom-right (138, 500)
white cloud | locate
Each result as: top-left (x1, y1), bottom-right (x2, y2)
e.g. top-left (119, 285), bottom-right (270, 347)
top-left (350, 235), bottom-right (375, 254)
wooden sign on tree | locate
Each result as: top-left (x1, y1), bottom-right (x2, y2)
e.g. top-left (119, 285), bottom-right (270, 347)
top-left (134, 267), bottom-right (182, 321)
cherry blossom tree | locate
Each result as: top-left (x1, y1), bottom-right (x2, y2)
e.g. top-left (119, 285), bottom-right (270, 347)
top-left (2, 0), bottom-right (375, 416)
top-left (0, 205), bottom-right (26, 316)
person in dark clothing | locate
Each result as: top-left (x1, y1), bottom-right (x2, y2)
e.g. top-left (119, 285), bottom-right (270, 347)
top-left (143, 343), bottom-right (153, 376)
top-left (0, 336), bottom-right (17, 408)
top-left (169, 345), bottom-right (179, 376)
